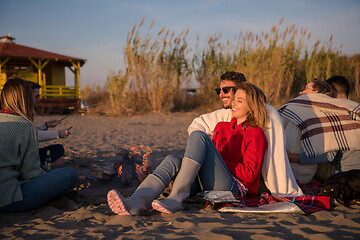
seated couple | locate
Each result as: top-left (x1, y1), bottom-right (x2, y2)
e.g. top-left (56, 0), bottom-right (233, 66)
top-left (279, 77), bottom-right (360, 184)
top-left (107, 71), bottom-right (304, 216)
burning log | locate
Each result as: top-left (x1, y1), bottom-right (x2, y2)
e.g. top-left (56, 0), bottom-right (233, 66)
top-left (114, 146), bottom-right (153, 186)
top-left (91, 165), bottom-right (116, 181)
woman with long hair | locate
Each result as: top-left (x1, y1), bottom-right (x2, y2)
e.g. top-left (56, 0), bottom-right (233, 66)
top-left (107, 82), bottom-right (269, 215)
top-left (0, 77), bottom-right (77, 213)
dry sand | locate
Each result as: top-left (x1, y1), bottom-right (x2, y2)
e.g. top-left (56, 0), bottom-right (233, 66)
top-left (1, 112), bottom-right (360, 239)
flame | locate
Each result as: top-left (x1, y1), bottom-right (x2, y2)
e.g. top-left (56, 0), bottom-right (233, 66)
top-left (114, 162), bottom-right (123, 176)
top-left (127, 145), bottom-right (142, 156)
top-left (137, 146), bottom-right (153, 175)
top-left (114, 145), bottom-right (153, 177)
top-left (117, 164), bottom-right (123, 176)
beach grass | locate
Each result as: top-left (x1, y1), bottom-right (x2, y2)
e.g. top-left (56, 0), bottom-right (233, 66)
top-left (84, 17), bottom-right (360, 115)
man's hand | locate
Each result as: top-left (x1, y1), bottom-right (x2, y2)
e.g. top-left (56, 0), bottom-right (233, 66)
top-left (58, 129), bottom-right (70, 138)
top-left (45, 119), bottom-right (60, 128)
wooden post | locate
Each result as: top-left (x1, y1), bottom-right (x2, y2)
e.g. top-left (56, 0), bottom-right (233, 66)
top-left (70, 60), bottom-right (81, 99)
top-left (29, 58), bottom-right (50, 97)
top-left (0, 57), bottom-right (10, 88)
top-left (0, 57), bottom-right (10, 75)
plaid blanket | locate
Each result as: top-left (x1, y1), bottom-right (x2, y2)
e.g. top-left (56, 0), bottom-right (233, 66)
top-left (278, 94), bottom-right (360, 157)
top-left (208, 183), bottom-right (333, 214)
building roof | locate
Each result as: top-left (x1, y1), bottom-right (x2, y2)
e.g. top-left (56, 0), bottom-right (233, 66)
top-left (0, 35), bottom-right (86, 66)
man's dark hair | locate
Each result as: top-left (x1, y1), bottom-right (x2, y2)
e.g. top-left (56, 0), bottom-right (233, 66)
top-left (325, 76), bottom-right (350, 97)
top-left (220, 71), bottom-right (247, 84)
top-left (7, 77), bottom-right (40, 90)
top-left (24, 80), bottom-right (41, 90)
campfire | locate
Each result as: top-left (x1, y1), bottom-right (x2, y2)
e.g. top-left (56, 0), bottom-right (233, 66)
top-left (114, 145), bottom-right (153, 185)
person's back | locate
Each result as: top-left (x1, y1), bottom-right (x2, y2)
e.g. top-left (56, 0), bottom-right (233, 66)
top-left (0, 111), bottom-right (43, 207)
top-left (280, 88), bottom-right (360, 183)
top-left (0, 112), bottom-right (38, 168)
top-left (281, 79), bottom-right (333, 183)
top-left (316, 76), bottom-right (360, 179)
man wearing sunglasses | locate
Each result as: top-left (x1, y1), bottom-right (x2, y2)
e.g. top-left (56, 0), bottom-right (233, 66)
top-left (188, 71), bottom-right (303, 197)
top-left (214, 72), bottom-right (244, 109)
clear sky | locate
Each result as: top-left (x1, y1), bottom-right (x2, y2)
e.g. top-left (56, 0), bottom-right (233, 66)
top-left (1, 0), bottom-right (359, 88)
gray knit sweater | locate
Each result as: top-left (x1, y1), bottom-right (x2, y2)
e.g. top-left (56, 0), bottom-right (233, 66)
top-left (0, 112), bottom-right (45, 207)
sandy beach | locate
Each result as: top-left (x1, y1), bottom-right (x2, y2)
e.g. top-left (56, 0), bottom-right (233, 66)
top-left (1, 112), bottom-right (360, 239)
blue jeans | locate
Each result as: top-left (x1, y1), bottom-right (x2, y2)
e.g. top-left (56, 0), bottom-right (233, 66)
top-left (152, 131), bottom-right (240, 196)
top-left (0, 167), bottom-right (77, 213)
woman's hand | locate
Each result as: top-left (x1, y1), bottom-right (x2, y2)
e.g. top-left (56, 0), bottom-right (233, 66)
top-left (286, 149), bottom-right (300, 163)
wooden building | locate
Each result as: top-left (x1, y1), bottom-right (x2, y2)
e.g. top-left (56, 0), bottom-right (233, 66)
top-left (0, 35), bottom-right (86, 111)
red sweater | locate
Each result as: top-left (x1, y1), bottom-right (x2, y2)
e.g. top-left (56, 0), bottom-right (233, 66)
top-left (212, 117), bottom-right (268, 196)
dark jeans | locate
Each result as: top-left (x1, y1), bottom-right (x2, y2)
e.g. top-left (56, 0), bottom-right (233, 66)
top-left (0, 167), bottom-right (77, 213)
top-left (39, 144), bottom-right (65, 165)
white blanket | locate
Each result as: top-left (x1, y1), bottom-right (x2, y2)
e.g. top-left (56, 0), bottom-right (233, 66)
top-left (218, 202), bottom-right (303, 214)
top-left (202, 190), bottom-right (304, 214)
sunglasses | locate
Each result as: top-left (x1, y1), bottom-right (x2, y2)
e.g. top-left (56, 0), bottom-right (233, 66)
top-left (215, 86), bottom-right (236, 95)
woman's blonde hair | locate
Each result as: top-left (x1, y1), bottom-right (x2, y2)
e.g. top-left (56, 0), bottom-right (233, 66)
top-left (0, 77), bottom-right (36, 122)
top-left (235, 82), bottom-right (269, 130)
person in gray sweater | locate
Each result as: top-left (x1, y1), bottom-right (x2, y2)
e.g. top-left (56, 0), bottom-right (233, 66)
top-left (0, 77), bottom-right (77, 213)
top-left (27, 81), bottom-right (69, 165)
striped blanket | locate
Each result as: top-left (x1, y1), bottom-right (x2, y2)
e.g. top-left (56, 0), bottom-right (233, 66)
top-left (278, 94), bottom-right (360, 157)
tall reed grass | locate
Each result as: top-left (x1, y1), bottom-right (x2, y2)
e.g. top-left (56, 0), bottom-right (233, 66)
top-left (107, 17), bottom-right (192, 115)
top-left (105, 17), bottom-right (359, 115)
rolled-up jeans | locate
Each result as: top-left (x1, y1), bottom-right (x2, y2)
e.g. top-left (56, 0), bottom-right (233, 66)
top-left (0, 167), bottom-right (77, 213)
top-left (152, 131), bottom-right (240, 196)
